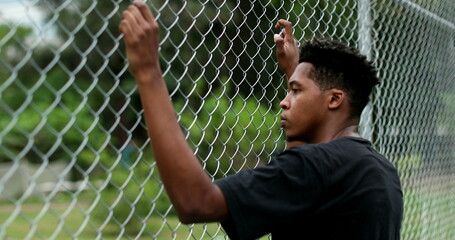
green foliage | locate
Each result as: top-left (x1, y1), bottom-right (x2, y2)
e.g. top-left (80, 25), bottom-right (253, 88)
top-left (0, 24), bottom-right (33, 63)
top-left (176, 79), bottom-right (285, 178)
top-left (0, 67), bottom-right (117, 166)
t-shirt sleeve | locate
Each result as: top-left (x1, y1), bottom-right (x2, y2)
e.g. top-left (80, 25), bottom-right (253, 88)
top-left (214, 148), bottom-right (324, 240)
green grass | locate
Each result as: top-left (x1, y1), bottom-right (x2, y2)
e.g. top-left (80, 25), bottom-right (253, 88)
top-left (0, 200), bottom-right (227, 239)
top-left (401, 185), bottom-right (455, 239)
top-left (2, 184), bottom-right (454, 239)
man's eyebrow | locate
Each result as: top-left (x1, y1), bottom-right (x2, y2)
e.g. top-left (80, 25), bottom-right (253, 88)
top-left (288, 80), bottom-right (302, 87)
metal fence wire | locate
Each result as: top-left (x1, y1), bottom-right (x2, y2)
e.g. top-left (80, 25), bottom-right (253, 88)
top-left (0, 0), bottom-right (454, 239)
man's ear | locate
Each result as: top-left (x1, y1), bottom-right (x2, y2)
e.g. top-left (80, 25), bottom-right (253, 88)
top-left (327, 89), bottom-right (345, 110)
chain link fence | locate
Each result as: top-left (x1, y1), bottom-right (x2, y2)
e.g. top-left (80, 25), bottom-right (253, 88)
top-left (0, 0), bottom-right (454, 239)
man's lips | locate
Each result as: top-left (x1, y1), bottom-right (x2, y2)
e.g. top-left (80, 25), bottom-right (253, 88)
top-left (280, 116), bottom-right (287, 127)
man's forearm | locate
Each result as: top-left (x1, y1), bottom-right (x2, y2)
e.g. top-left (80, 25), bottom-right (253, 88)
top-left (135, 69), bottom-right (227, 222)
top-left (120, 1), bottom-right (228, 223)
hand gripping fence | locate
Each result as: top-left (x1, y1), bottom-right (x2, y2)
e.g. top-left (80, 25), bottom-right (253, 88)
top-left (0, 0), bottom-right (454, 239)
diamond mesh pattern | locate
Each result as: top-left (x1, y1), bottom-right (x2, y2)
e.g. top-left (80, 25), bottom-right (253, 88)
top-left (0, 0), bottom-right (454, 239)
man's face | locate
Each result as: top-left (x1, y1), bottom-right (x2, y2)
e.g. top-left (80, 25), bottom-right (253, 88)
top-left (280, 62), bottom-right (328, 143)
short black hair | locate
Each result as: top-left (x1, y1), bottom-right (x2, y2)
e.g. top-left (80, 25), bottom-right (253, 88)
top-left (299, 38), bottom-right (380, 119)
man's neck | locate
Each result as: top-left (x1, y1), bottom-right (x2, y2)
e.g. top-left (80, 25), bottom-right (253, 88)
top-left (285, 124), bottom-right (360, 149)
top-left (332, 125), bottom-right (360, 139)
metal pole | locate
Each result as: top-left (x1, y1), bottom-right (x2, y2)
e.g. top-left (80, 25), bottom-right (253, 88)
top-left (357, 0), bottom-right (374, 141)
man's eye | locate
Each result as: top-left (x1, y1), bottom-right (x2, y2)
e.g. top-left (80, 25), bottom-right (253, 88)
top-left (291, 89), bottom-right (300, 93)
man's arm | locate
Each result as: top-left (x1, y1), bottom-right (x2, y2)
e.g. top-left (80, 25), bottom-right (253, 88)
top-left (274, 19), bottom-right (300, 80)
top-left (119, 1), bottom-right (228, 224)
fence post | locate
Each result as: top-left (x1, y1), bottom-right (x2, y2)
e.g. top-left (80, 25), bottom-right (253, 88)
top-left (357, 0), bottom-right (374, 141)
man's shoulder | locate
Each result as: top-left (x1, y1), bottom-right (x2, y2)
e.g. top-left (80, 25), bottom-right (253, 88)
top-left (279, 137), bottom-right (397, 180)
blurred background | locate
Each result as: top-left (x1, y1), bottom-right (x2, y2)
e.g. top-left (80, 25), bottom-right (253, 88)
top-left (0, 0), bottom-right (454, 239)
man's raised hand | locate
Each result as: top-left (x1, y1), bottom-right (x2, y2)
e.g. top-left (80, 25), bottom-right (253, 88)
top-left (119, 0), bottom-right (160, 81)
top-left (274, 19), bottom-right (299, 79)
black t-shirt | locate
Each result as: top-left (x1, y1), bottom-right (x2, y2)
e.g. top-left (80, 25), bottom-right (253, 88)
top-left (215, 137), bottom-right (403, 240)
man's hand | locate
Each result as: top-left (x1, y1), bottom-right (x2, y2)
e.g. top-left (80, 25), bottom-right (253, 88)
top-left (119, 0), bottom-right (160, 80)
top-left (274, 19), bottom-right (299, 79)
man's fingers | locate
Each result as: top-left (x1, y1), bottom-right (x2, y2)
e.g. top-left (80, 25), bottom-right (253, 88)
top-left (122, 10), bottom-right (141, 34)
top-left (275, 19), bottom-right (294, 41)
top-left (274, 19), bottom-right (286, 29)
top-left (121, 8), bottom-right (146, 46)
top-left (120, 17), bottom-right (136, 45)
top-left (275, 19), bottom-right (291, 30)
top-left (128, 4), bottom-right (147, 27)
top-left (134, 0), bottom-right (156, 24)
top-left (122, 10), bottom-right (135, 30)
top-left (274, 34), bottom-right (284, 44)
top-left (119, 19), bottom-right (130, 35)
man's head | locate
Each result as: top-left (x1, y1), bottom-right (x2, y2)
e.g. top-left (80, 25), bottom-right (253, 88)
top-left (280, 38), bottom-right (379, 143)
top-left (299, 38), bottom-right (380, 119)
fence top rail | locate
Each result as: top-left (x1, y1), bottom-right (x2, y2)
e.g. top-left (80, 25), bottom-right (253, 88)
top-left (398, 0), bottom-right (455, 30)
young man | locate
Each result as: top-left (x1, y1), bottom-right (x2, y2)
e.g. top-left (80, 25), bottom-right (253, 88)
top-left (119, 1), bottom-right (403, 239)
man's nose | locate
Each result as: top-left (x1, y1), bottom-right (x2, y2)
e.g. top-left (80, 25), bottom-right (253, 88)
top-left (280, 93), bottom-right (290, 109)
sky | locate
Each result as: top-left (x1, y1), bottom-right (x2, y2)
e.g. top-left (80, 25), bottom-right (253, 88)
top-left (0, 0), bottom-right (45, 27)
top-left (0, 0), bottom-right (55, 41)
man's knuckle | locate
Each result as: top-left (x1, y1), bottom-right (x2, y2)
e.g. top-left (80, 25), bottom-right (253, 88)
top-left (143, 24), bottom-right (154, 34)
top-left (151, 22), bottom-right (159, 31)
top-left (130, 36), bottom-right (139, 45)
top-left (138, 3), bottom-right (147, 9)
top-left (138, 30), bottom-right (148, 39)
top-left (145, 23), bottom-right (159, 33)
